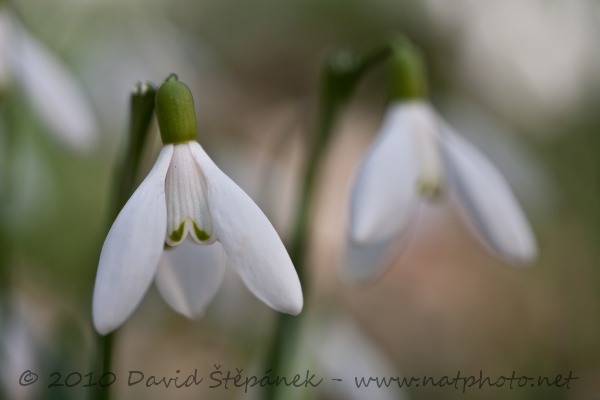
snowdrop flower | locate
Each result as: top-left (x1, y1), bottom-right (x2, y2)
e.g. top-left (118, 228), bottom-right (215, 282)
top-left (247, 311), bottom-right (410, 400)
top-left (347, 43), bottom-right (537, 283)
top-left (0, 296), bottom-right (44, 400)
top-left (316, 314), bottom-right (410, 400)
top-left (92, 75), bottom-right (302, 334)
top-left (0, 7), bottom-right (97, 150)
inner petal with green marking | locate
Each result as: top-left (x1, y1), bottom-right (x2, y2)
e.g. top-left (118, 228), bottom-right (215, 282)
top-left (412, 106), bottom-right (445, 200)
top-left (165, 143), bottom-right (215, 246)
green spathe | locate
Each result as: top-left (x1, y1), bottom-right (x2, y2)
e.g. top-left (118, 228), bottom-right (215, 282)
top-left (388, 39), bottom-right (427, 101)
top-left (156, 74), bottom-right (198, 144)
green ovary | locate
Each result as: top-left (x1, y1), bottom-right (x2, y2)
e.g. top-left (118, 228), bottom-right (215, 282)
top-left (417, 178), bottom-right (444, 200)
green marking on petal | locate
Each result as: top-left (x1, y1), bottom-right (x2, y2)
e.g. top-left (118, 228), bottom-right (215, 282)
top-left (169, 222), bottom-right (186, 243)
top-left (192, 221), bottom-right (210, 241)
top-left (417, 179), bottom-right (444, 200)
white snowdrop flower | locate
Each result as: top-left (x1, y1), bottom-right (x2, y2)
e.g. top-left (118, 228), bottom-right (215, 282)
top-left (0, 7), bottom-right (97, 150)
top-left (317, 314), bottom-right (410, 400)
top-left (348, 100), bottom-right (537, 282)
top-left (92, 75), bottom-right (302, 334)
top-left (250, 311), bottom-right (411, 400)
top-left (347, 42), bottom-right (537, 283)
top-left (0, 295), bottom-right (45, 400)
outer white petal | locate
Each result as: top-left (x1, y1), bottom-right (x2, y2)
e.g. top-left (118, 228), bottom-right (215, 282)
top-left (349, 102), bottom-right (422, 244)
top-left (189, 141), bottom-right (303, 315)
top-left (6, 12), bottom-right (97, 150)
top-left (344, 205), bottom-right (418, 284)
top-left (0, 10), bottom-right (13, 88)
top-left (441, 128), bottom-right (537, 264)
top-left (345, 236), bottom-right (395, 284)
top-left (92, 145), bottom-right (173, 334)
top-left (155, 240), bottom-right (225, 319)
top-left (0, 300), bottom-right (40, 400)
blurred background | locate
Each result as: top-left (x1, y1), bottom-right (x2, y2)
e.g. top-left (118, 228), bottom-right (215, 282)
top-left (1, 0), bottom-right (600, 399)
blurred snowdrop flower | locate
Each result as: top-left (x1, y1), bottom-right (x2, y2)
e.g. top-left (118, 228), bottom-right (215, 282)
top-left (317, 314), bottom-right (410, 400)
top-left (347, 42), bottom-right (537, 283)
top-left (93, 75), bottom-right (302, 334)
top-left (0, 297), bottom-right (44, 400)
top-left (0, 318), bottom-right (37, 400)
top-left (2, 132), bottom-right (57, 233)
top-left (263, 311), bottom-right (410, 400)
top-left (0, 7), bottom-right (97, 150)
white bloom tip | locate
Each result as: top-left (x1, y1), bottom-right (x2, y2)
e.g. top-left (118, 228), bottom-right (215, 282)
top-left (281, 290), bottom-right (304, 316)
top-left (155, 240), bottom-right (226, 319)
top-left (92, 311), bottom-right (117, 336)
top-left (502, 239), bottom-right (538, 267)
top-left (441, 128), bottom-right (538, 268)
top-left (349, 217), bottom-right (377, 245)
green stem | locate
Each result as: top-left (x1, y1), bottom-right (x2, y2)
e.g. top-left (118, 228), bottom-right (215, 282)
top-left (289, 44), bottom-right (391, 279)
top-left (263, 87), bottom-right (336, 400)
top-left (93, 333), bottom-right (113, 400)
top-left (93, 82), bottom-right (156, 400)
top-left (0, 90), bottom-right (21, 316)
top-left (0, 230), bottom-right (10, 321)
top-left (264, 45), bottom-right (390, 400)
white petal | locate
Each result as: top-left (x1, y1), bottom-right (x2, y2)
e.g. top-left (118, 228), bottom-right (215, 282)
top-left (441, 129), bottom-right (537, 264)
top-left (155, 240), bottom-right (225, 319)
top-left (6, 11), bottom-right (97, 150)
top-left (189, 141), bottom-right (303, 315)
top-left (0, 11), bottom-right (14, 88)
top-left (165, 143), bottom-right (215, 246)
top-left (318, 314), bottom-right (410, 400)
top-left (349, 102), bottom-right (423, 244)
top-left (344, 209), bottom-right (418, 284)
top-left (344, 236), bottom-right (397, 284)
top-left (92, 145), bottom-right (173, 334)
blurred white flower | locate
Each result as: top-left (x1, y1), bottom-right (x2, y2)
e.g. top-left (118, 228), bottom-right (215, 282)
top-left (92, 76), bottom-right (302, 335)
top-left (0, 316), bottom-right (36, 400)
top-left (255, 311), bottom-right (411, 400)
top-left (347, 100), bottom-right (537, 283)
top-left (0, 297), bottom-right (44, 400)
top-left (1, 132), bottom-right (57, 234)
top-left (0, 7), bottom-right (97, 150)
top-left (316, 314), bottom-right (410, 400)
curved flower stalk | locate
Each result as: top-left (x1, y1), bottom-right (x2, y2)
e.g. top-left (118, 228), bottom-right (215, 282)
top-left (347, 42), bottom-right (537, 283)
top-left (92, 75), bottom-right (302, 335)
top-left (0, 7), bottom-right (97, 150)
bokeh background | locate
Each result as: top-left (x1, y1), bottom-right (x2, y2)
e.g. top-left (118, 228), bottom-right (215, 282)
top-left (2, 0), bottom-right (600, 399)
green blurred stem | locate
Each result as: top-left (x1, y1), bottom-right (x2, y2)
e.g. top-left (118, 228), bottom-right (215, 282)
top-left (0, 91), bottom-right (21, 315)
top-left (94, 83), bottom-right (156, 400)
top-left (265, 45), bottom-right (390, 400)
